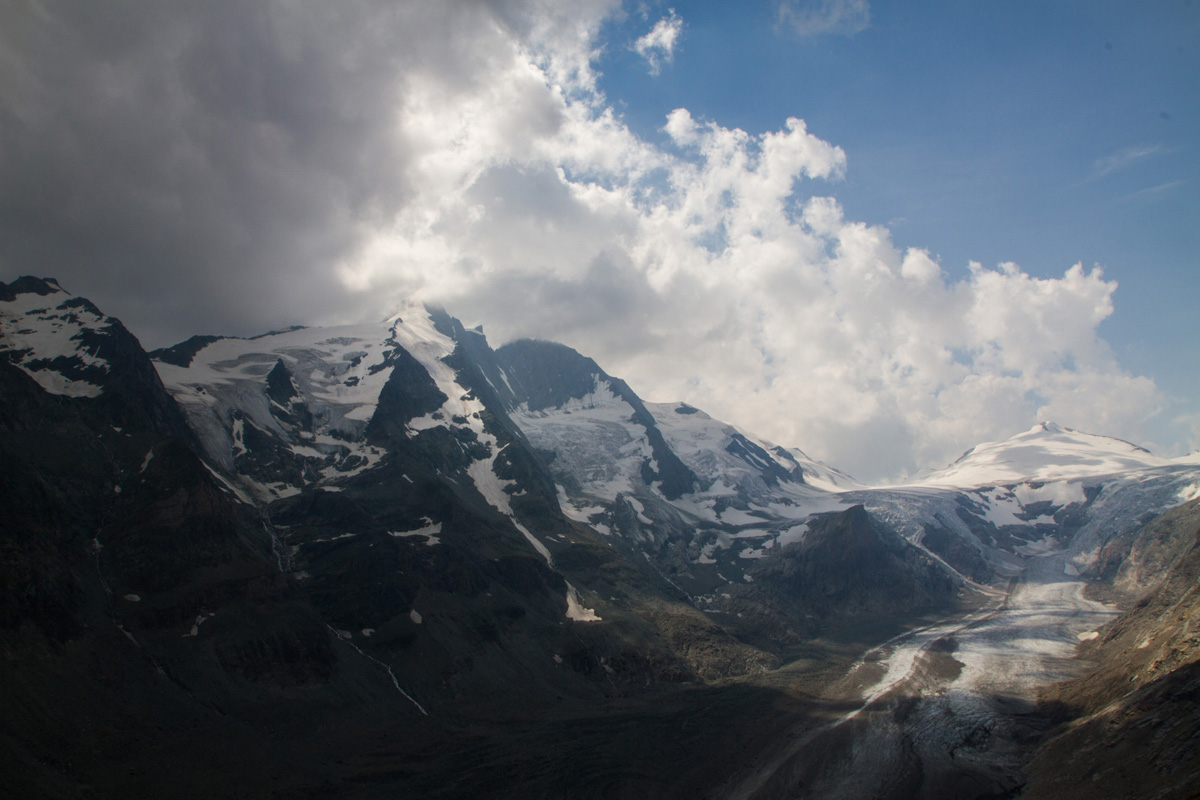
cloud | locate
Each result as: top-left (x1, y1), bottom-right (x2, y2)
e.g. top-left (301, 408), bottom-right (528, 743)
top-left (777, 0), bottom-right (871, 38)
top-left (1120, 180), bottom-right (1185, 203)
top-left (0, 0), bottom-right (1172, 482)
top-left (1092, 144), bottom-right (1163, 177)
top-left (633, 9), bottom-right (682, 74)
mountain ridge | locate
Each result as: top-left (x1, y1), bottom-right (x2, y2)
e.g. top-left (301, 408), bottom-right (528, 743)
top-left (4, 274), bottom-right (1199, 798)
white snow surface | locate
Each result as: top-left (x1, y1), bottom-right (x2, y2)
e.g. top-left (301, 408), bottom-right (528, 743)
top-left (0, 281), bottom-right (110, 397)
top-left (907, 422), bottom-right (1187, 489)
top-left (565, 583), bottom-right (602, 622)
top-left (389, 520), bottom-right (442, 546)
top-left (155, 317), bottom-right (400, 424)
top-left (510, 378), bottom-right (653, 502)
top-left (646, 401), bottom-right (862, 494)
top-left (511, 388), bottom-right (852, 543)
top-left (153, 302), bottom-right (458, 500)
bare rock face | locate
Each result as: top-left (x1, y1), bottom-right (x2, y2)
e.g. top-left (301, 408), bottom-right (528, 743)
top-left (704, 505), bottom-right (960, 647)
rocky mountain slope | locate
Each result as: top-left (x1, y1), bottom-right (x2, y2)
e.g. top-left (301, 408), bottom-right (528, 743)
top-left (3, 274), bottom-right (1199, 798)
top-left (0, 278), bottom-right (409, 797)
top-left (1024, 497), bottom-right (1200, 800)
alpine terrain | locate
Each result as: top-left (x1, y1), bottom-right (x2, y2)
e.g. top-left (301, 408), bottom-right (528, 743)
top-left (3, 274), bottom-right (1199, 799)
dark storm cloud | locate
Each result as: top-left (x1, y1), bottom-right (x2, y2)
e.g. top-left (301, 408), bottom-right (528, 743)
top-left (0, 1), bottom-right (1180, 479)
top-left (0, 2), bottom-right (443, 345)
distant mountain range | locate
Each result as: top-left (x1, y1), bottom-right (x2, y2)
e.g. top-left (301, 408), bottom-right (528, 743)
top-left (3, 274), bottom-right (1198, 798)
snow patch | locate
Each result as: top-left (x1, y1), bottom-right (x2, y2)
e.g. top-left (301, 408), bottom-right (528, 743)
top-left (1014, 480), bottom-right (1085, 507)
top-left (777, 523), bottom-right (809, 547)
top-left (555, 485), bottom-right (608, 528)
top-left (717, 507), bottom-right (766, 526)
top-left (389, 519), bottom-right (442, 546)
top-left (182, 612), bottom-right (215, 638)
top-left (626, 496), bottom-right (653, 525)
top-left (566, 583), bottom-right (601, 622)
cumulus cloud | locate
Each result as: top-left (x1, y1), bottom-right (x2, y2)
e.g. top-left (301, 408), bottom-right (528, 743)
top-left (0, 0), bottom-right (1177, 481)
top-left (633, 10), bottom-right (682, 74)
top-left (777, 0), bottom-right (871, 38)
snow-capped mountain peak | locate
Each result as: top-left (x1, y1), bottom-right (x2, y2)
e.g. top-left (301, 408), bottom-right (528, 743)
top-left (0, 276), bottom-right (116, 397)
top-left (911, 421), bottom-right (1176, 488)
top-left (149, 305), bottom-right (474, 500)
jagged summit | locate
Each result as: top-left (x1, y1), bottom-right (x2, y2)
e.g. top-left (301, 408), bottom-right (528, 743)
top-left (498, 338), bottom-right (700, 500)
top-left (0, 277), bottom-right (187, 438)
top-left (0, 275), bottom-right (65, 301)
top-left (496, 339), bottom-right (607, 413)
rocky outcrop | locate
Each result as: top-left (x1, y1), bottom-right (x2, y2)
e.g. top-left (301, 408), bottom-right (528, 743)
top-left (717, 505), bottom-right (961, 643)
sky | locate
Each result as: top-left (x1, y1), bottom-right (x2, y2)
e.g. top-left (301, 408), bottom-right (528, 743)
top-left (1, 0), bottom-right (1197, 482)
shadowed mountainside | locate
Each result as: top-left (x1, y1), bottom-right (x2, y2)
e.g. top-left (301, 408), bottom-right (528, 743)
top-left (3, 275), bottom-right (1199, 798)
top-left (1024, 498), bottom-right (1200, 800)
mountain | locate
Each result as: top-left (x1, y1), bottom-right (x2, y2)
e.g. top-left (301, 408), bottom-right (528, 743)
top-left (1024, 497), bottom-right (1200, 800)
top-left (0, 278), bottom-right (395, 797)
top-left (842, 422), bottom-right (1200, 585)
top-left (4, 275), bottom-right (1200, 798)
top-left (495, 338), bottom-right (957, 643)
top-left (911, 421), bottom-right (1192, 487)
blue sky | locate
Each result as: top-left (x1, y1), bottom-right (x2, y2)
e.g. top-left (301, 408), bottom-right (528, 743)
top-left (2, 0), bottom-right (1196, 479)
top-left (596, 0), bottom-right (1199, 420)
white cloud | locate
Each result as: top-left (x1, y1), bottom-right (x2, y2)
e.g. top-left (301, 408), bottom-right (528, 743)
top-left (4, 1), bottom-right (1173, 482)
top-left (1120, 180), bottom-right (1185, 204)
top-left (1093, 144), bottom-right (1163, 177)
top-left (1173, 411), bottom-right (1200, 457)
top-left (633, 10), bottom-right (682, 75)
top-left (778, 0), bottom-right (871, 38)
top-left (321, 4), bottom-right (1166, 482)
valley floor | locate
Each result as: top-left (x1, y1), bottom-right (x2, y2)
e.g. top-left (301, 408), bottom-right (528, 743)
top-left (719, 553), bottom-right (1118, 799)
top-left (0, 558), bottom-right (1125, 800)
top-left (305, 558), bottom-right (1113, 799)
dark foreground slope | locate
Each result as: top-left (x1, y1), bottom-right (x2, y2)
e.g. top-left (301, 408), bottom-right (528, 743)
top-left (0, 281), bottom-right (427, 797)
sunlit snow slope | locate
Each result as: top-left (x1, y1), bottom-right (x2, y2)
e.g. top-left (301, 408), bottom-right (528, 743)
top-left (911, 421), bottom-right (1199, 488)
